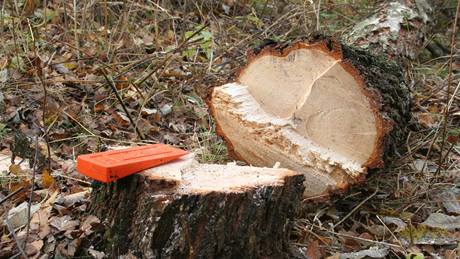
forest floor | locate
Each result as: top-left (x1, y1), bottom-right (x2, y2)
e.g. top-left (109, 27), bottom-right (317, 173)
top-left (0, 0), bottom-right (459, 258)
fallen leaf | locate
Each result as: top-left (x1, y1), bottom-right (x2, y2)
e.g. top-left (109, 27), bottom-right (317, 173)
top-left (413, 159), bottom-right (438, 173)
top-left (9, 164), bottom-right (24, 175)
top-left (112, 111), bottom-right (130, 127)
top-left (382, 216), bottom-right (407, 232)
top-left (438, 188), bottom-right (460, 215)
top-left (416, 113), bottom-right (437, 128)
top-left (43, 190), bottom-right (59, 207)
top-left (306, 239), bottom-right (321, 259)
top-left (94, 103), bottom-right (105, 112)
top-left (116, 76), bottom-right (129, 90)
top-left (399, 225), bottom-right (459, 245)
top-left (55, 190), bottom-right (89, 207)
top-left (88, 248), bottom-right (106, 259)
top-left (160, 103), bottom-right (172, 116)
top-left (25, 240), bottom-right (43, 256)
top-left (422, 213), bottom-right (460, 230)
top-left (0, 69), bottom-right (8, 83)
top-left (30, 208), bottom-right (51, 239)
top-left (339, 246), bottom-right (389, 259)
top-left (54, 64), bottom-right (70, 74)
top-left (447, 134), bottom-right (458, 144)
top-left (63, 62), bottom-right (78, 70)
top-left (6, 202), bottom-right (41, 229)
top-left (49, 215), bottom-right (80, 232)
top-left (22, 0), bottom-right (36, 16)
top-left (41, 169), bottom-right (55, 188)
top-left (141, 107), bottom-right (158, 116)
top-left (80, 215), bottom-right (101, 236)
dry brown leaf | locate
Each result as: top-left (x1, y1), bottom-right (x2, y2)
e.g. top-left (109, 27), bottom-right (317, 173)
top-left (416, 112), bottom-right (437, 128)
top-left (88, 248), bottom-right (106, 259)
top-left (26, 240), bottom-right (44, 256)
top-left (339, 231), bottom-right (361, 251)
top-left (41, 169), bottom-right (55, 188)
top-left (22, 0), bottom-right (36, 16)
top-left (55, 190), bottom-right (89, 207)
top-left (112, 111), bottom-right (130, 127)
top-left (338, 246), bottom-right (389, 259)
top-left (9, 164), bottom-right (24, 175)
top-left (116, 76), bottom-right (129, 90)
top-left (94, 103), bottom-right (105, 113)
top-left (306, 239), bottom-right (322, 259)
top-left (49, 215), bottom-right (80, 232)
top-left (444, 249), bottom-right (459, 259)
top-left (30, 208), bottom-right (51, 239)
top-left (80, 215), bottom-right (100, 236)
top-left (326, 254), bottom-right (341, 259)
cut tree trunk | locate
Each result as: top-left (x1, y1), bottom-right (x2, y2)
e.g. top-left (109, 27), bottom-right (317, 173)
top-left (209, 0), bottom-right (434, 198)
top-left (88, 154), bottom-right (305, 258)
top-left (209, 40), bottom-right (410, 198)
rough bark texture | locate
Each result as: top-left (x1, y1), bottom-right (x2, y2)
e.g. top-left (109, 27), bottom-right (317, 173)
top-left (339, 43), bottom-right (411, 166)
top-left (89, 157), bottom-right (305, 258)
top-left (342, 0), bottom-right (433, 59)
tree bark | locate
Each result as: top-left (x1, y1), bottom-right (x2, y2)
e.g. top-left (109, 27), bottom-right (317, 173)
top-left (88, 155), bottom-right (305, 258)
top-left (342, 0), bottom-right (434, 59)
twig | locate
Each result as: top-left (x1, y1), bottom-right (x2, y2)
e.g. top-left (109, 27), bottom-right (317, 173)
top-left (0, 186), bottom-right (24, 206)
top-left (320, 227), bottom-right (401, 249)
top-left (433, 81), bottom-right (460, 176)
top-left (0, 0), bottom-right (5, 32)
top-left (61, 110), bottom-right (97, 138)
top-left (52, 172), bottom-right (91, 185)
top-left (376, 215), bottom-right (406, 252)
top-left (27, 18), bottom-right (52, 173)
top-left (100, 68), bottom-right (145, 140)
top-left (436, 0), bottom-right (460, 173)
top-left (213, 7), bottom-right (301, 62)
top-left (316, 0), bottom-right (321, 31)
top-left (433, 136), bottom-right (459, 179)
top-left (294, 224), bottom-right (330, 245)
top-left (333, 188), bottom-right (378, 228)
top-left (5, 220), bottom-right (27, 258)
top-left (73, 0), bottom-right (79, 59)
top-left (134, 22), bottom-right (210, 87)
top-left (24, 137), bottom-right (40, 253)
top-left (63, 0), bottom-right (68, 30)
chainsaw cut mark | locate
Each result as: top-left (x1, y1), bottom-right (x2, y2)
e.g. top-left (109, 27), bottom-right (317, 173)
top-left (294, 59), bottom-right (340, 112)
top-left (239, 49), bottom-right (337, 119)
top-left (294, 60), bottom-right (377, 165)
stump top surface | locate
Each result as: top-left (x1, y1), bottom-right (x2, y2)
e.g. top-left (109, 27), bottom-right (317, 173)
top-left (142, 155), bottom-right (300, 194)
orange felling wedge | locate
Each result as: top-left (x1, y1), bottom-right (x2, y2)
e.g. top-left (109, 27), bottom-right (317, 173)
top-left (77, 144), bottom-right (188, 183)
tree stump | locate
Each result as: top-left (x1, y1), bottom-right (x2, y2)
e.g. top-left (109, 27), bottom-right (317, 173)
top-left (208, 39), bottom-right (411, 198)
top-left (89, 155), bottom-right (305, 258)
